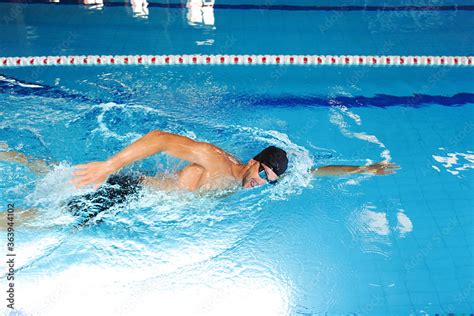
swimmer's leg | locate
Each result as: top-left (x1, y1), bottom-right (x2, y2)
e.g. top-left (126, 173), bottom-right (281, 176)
top-left (0, 208), bottom-right (65, 231)
top-left (0, 208), bottom-right (39, 229)
top-left (0, 149), bottom-right (58, 175)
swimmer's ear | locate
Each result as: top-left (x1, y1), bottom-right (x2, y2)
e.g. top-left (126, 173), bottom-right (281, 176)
top-left (247, 159), bottom-right (258, 165)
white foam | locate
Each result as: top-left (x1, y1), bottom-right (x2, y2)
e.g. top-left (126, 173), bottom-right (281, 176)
top-left (396, 211), bottom-right (413, 236)
top-left (14, 236), bottom-right (61, 268)
top-left (15, 263), bottom-right (288, 316)
top-left (338, 104), bottom-right (362, 125)
top-left (432, 151), bottom-right (474, 176)
top-left (26, 163), bottom-right (94, 207)
top-left (91, 102), bottom-right (142, 141)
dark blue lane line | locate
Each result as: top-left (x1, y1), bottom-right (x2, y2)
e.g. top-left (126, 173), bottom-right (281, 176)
top-left (2, 73), bottom-right (473, 108)
top-left (0, 0), bottom-right (473, 11)
top-left (234, 93), bottom-right (474, 108)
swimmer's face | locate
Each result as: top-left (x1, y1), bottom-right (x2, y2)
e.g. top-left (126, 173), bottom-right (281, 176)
top-left (242, 160), bottom-right (278, 189)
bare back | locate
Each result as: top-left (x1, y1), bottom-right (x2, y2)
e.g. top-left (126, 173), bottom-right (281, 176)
top-left (143, 147), bottom-right (242, 191)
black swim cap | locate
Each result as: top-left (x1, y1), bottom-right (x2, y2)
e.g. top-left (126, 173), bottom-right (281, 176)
top-left (253, 146), bottom-right (288, 176)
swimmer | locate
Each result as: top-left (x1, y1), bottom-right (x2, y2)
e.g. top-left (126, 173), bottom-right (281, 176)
top-left (0, 130), bottom-right (399, 228)
top-left (69, 130), bottom-right (398, 190)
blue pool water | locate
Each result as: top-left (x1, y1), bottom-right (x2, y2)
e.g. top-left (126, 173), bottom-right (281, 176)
top-left (1, 1), bottom-right (473, 315)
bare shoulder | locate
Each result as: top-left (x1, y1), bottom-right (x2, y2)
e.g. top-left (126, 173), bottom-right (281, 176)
top-left (199, 142), bottom-right (241, 164)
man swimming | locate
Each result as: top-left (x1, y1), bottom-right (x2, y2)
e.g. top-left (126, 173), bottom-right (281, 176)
top-left (70, 129), bottom-right (397, 190)
top-left (0, 129), bottom-right (399, 227)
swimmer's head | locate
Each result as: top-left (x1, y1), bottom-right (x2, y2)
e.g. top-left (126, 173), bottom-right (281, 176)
top-left (242, 146), bottom-right (288, 188)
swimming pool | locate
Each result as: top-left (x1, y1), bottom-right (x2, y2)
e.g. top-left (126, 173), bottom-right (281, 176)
top-left (1, 1), bottom-right (473, 315)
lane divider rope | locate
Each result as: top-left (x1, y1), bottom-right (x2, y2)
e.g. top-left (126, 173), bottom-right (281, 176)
top-left (0, 55), bottom-right (472, 67)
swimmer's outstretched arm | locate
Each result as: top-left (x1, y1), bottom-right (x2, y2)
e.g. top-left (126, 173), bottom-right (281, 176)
top-left (71, 130), bottom-right (224, 189)
top-left (312, 161), bottom-right (399, 176)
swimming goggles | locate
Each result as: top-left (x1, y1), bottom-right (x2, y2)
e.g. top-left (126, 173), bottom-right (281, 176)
top-left (259, 163), bottom-right (278, 185)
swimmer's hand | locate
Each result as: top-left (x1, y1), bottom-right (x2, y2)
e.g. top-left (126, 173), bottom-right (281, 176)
top-left (362, 161), bottom-right (400, 175)
top-left (70, 160), bottom-right (115, 190)
top-left (312, 161), bottom-right (400, 176)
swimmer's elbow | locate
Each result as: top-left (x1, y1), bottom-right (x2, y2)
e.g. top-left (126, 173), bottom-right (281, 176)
top-left (149, 130), bottom-right (173, 149)
top-left (149, 129), bottom-right (166, 139)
